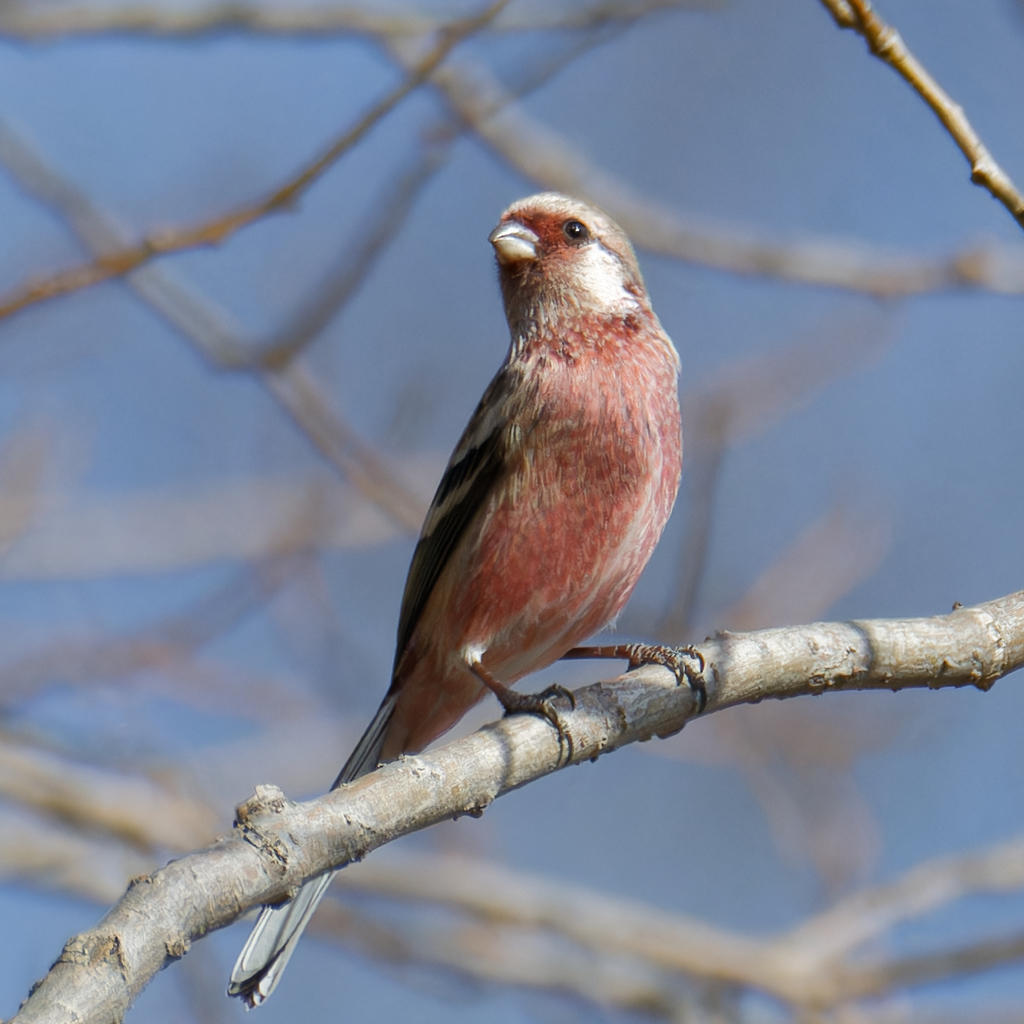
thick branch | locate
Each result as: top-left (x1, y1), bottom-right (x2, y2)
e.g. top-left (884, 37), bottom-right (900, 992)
top-left (10, 589), bottom-right (1023, 1023)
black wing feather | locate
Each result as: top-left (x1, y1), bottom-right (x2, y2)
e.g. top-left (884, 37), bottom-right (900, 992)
top-left (392, 365), bottom-right (528, 671)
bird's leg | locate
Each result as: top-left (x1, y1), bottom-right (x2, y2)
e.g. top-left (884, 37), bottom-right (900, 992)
top-left (561, 643), bottom-right (707, 713)
top-left (470, 661), bottom-right (575, 758)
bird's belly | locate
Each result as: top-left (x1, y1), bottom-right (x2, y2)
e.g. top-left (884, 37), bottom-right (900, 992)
top-left (448, 470), bottom-right (660, 682)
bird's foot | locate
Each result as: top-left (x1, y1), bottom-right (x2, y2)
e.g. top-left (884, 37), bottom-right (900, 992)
top-left (496, 683), bottom-right (576, 760)
top-left (472, 663), bottom-right (575, 760)
top-left (562, 643), bottom-right (707, 713)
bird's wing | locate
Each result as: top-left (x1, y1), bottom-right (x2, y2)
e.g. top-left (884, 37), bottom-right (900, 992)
top-left (393, 362), bottom-right (532, 669)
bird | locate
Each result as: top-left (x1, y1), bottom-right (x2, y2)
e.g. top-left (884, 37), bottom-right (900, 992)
top-left (229, 192), bottom-right (698, 1006)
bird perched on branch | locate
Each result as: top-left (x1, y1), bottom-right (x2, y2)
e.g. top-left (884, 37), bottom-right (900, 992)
top-left (229, 192), bottom-right (699, 1005)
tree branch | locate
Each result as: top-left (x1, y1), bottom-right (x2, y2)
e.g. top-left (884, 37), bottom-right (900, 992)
top-left (0, 119), bottom-right (430, 532)
top-left (330, 836), bottom-right (1024, 1009)
top-left (0, 0), bottom-right (709, 41)
top-left (396, 38), bottom-right (1024, 296)
top-left (9, 589), bottom-right (1023, 1023)
top-left (819, 0), bottom-right (1024, 231)
top-left (308, 897), bottom-right (700, 1021)
top-left (0, 0), bottom-right (508, 324)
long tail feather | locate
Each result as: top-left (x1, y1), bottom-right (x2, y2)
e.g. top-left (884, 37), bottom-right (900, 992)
top-left (228, 692), bottom-right (398, 1006)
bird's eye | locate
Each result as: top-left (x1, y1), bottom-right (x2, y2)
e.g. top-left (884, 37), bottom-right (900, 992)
top-left (562, 219), bottom-right (590, 244)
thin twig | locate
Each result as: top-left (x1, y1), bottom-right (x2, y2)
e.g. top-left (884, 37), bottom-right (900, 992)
top-left (254, 136), bottom-right (454, 369)
top-left (657, 308), bottom-right (895, 639)
top-left (310, 899), bottom-right (698, 1021)
top-left (0, 119), bottom-right (430, 530)
top-left (334, 844), bottom-right (1024, 1007)
top-left (780, 835), bottom-right (1024, 961)
top-left (0, 0), bottom-right (509, 323)
top-left (0, 13), bottom-right (640, 528)
top-left (408, 42), bottom-right (1024, 295)
top-left (819, 0), bottom-right (1024, 231)
top-left (0, 733), bottom-right (219, 852)
top-left (0, 472), bottom-right (406, 580)
top-left (0, 555), bottom-right (307, 707)
top-left (0, 802), bottom-right (155, 904)
top-left (720, 497), bottom-right (891, 632)
top-left (0, 0), bottom-right (710, 41)
top-left (832, 930), bottom-right (1024, 1003)
top-left (262, 363), bottom-right (426, 530)
top-left (657, 397), bottom-right (728, 641)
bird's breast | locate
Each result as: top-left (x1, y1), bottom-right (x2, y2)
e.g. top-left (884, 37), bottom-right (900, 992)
top-left (442, 334), bottom-right (682, 679)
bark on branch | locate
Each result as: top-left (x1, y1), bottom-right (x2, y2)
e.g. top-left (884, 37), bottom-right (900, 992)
top-left (9, 589), bottom-right (1024, 1024)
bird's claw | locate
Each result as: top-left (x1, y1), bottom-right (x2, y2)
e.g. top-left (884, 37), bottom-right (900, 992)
top-left (497, 683), bottom-right (576, 759)
top-left (624, 643), bottom-right (707, 713)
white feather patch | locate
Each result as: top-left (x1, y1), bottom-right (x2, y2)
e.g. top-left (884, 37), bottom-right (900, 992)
top-left (574, 244), bottom-right (639, 312)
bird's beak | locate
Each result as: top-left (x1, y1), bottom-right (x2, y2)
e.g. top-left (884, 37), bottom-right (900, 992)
top-left (489, 220), bottom-right (539, 265)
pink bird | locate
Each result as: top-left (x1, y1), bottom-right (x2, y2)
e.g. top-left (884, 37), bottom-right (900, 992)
top-left (230, 192), bottom-right (700, 1005)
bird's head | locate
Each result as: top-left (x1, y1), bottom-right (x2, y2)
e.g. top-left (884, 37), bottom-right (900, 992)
top-left (489, 193), bottom-right (650, 341)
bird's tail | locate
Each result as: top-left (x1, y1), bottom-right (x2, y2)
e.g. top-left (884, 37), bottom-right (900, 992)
top-left (228, 691), bottom-right (398, 1006)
